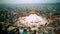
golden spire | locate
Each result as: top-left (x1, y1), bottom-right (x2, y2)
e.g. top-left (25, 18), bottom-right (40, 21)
top-left (32, 7), bottom-right (35, 14)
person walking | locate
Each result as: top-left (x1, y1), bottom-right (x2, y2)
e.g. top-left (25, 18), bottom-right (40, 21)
top-left (19, 27), bottom-right (24, 34)
top-left (22, 29), bottom-right (27, 34)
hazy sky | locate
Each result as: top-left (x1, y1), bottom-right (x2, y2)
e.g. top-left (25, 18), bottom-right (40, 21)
top-left (0, 0), bottom-right (60, 4)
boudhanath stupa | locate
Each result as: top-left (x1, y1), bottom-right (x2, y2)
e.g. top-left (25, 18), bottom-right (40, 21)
top-left (18, 7), bottom-right (47, 27)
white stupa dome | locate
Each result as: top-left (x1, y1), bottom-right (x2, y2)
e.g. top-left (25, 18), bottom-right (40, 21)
top-left (25, 14), bottom-right (43, 23)
top-left (18, 7), bottom-right (47, 27)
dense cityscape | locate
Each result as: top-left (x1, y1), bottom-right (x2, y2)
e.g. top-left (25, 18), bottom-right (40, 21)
top-left (0, 4), bottom-right (60, 34)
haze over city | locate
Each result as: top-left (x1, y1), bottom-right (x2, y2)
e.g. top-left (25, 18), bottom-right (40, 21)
top-left (0, 0), bottom-right (60, 4)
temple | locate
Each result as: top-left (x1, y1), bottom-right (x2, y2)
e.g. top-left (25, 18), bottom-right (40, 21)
top-left (17, 7), bottom-right (47, 27)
